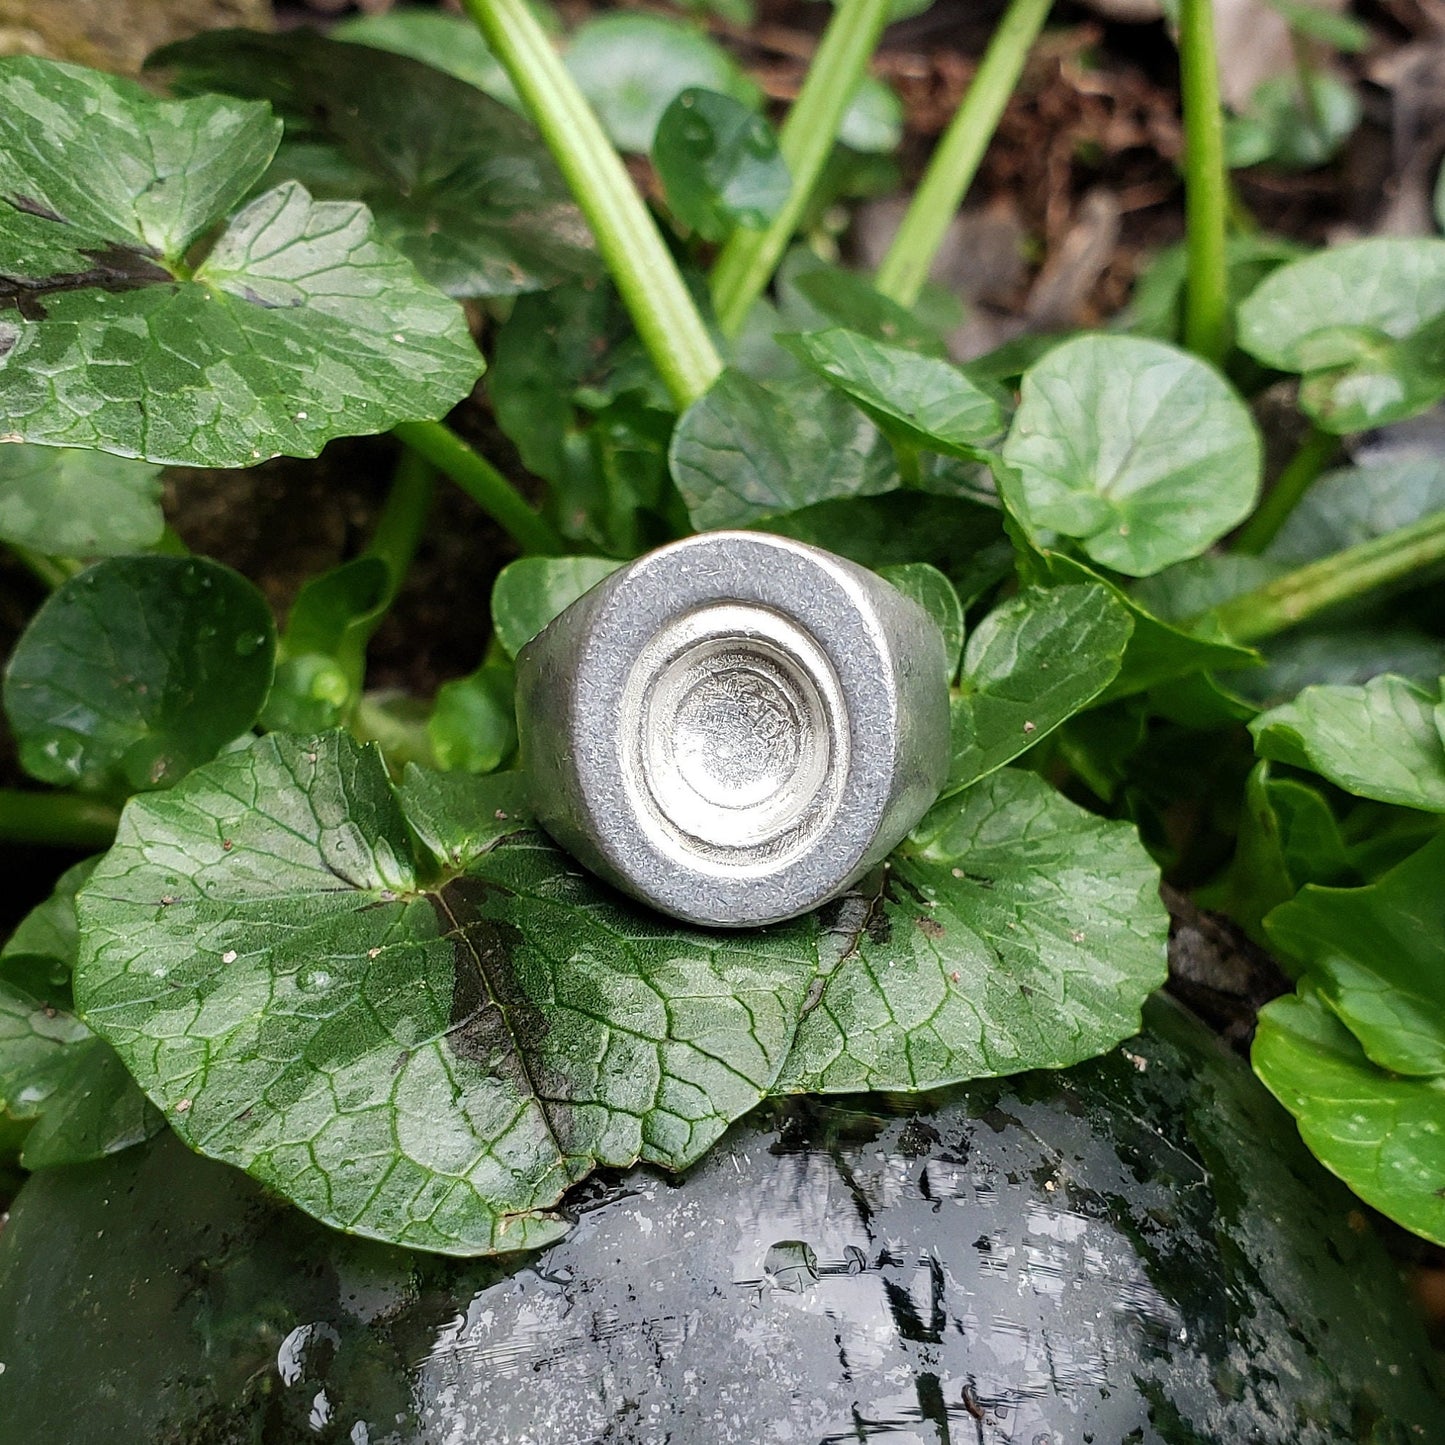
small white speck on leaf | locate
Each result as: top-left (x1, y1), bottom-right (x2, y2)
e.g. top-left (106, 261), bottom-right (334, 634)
top-left (1022, 720), bottom-right (1036, 734)
top-left (222, 949), bottom-right (237, 964)
top-left (175, 1098), bottom-right (192, 1113)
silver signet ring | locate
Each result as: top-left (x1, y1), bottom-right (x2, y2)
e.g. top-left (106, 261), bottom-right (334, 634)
top-left (515, 531), bottom-right (952, 927)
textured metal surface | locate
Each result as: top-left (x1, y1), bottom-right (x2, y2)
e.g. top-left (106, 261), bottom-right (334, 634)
top-left (515, 531), bottom-right (951, 926)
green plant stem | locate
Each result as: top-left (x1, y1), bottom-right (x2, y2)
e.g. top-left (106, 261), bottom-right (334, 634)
top-left (461, 0), bottom-right (722, 410)
top-left (393, 421), bottom-right (563, 555)
top-left (875, 0), bottom-right (1051, 308)
top-left (0, 789), bottom-right (119, 848)
top-left (8, 547), bottom-right (78, 590)
top-left (367, 449), bottom-right (436, 600)
top-left (710, 0), bottom-right (893, 337)
top-left (1233, 426), bottom-right (1338, 555)
top-left (1178, 0), bottom-right (1230, 367)
top-left (1211, 509), bottom-right (1445, 644)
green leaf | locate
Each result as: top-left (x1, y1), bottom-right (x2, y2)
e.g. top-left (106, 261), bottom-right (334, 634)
top-left (652, 89), bottom-right (789, 242)
top-left (1236, 238), bottom-right (1445, 433)
top-left (1023, 547), bottom-right (1259, 697)
top-left (0, 444), bottom-right (163, 557)
top-left (1265, 456), bottom-right (1445, 565)
top-left (261, 557), bottom-right (391, 734)
top-left (491, 556), bottom-right (622, 659)
top-left (1251, 674), bottom-right (1445, 812)
top-left (0, 859), bottom-right (163, 1167)
top-left (776, 251), bottom-right (949, 356)
top-left (875, 563), bottom-right (964, 679)
top-left (428, 663), bottom-right (518, 774)
top-left (946, 585), bottom-right (1133, 795)
top-left (1227, 71), bottom-right (1360, 172)
top-left (75, 733), bottom-right (824, 1254)
top-left (1266, 835), bottom-right (1445, 1075)
top-left (1235, 630), bottom-right (1445, 710)
top-left (564, 13), bottom-right (759, 153)
top-left (669, 369), bottom-right (897, 529)
top-left (1262, 0), bottom-right (1370, 50)
top-left (3, 556), bottom-right (276, 793)
top-left (152, 30), bottom-right (598, 300)
top-left (1001, 335), bottom-right (1262, 575)
top-left (0, 57), bottom-right (482, 466)
top-left (1253, 985), bottom-right (1445, 1246)
top-left (780, 329), bottom-right (1003, 460)
top-left (332, 8), bottom-right (521, 108)
top-left (767, 492), bottom-right (1013, 607)
top-left (772, 769), bottom-right (1167, 1093)
top-left (838, 74), bottom-right (903, 155)
top-left (1131, 553), bottom-right (1283, 623)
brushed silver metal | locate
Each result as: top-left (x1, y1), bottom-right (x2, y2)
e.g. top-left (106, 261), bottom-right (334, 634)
top-left (515, 531), bottom-right (951, 927)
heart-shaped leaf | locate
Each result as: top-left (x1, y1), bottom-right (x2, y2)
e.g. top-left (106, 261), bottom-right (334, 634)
top-left (1000, 335), bottom-right (1262, 576)
top-left (333, 8), bottom-right (520, 108)
top-left (653, 89), bottom-right (789, 241)
top-left (1236, 239), bottom-right (1445, 433)
top-left (774, 768), bottom-right (1168, 1092)
top-left (3, 556), bottom-right (276, 793)
top-left (152, 29), bottom-right (599, 300)
top-left (781, 328), bottom-right (1004, 460)
top-left (0, 57), bottom-right (481, 465)
top-left (669, 369), bottom-right (897, 529)
top-left (1251, 674), bottom-right (1445, 812)
top-left (1253, 984), bottom-right (1445, 1247)
top-left (946, 584), bottom-right (1133, 795)
top-left (0, 445), bottom-right (163, 558)
top-left (428, 663), bottom-right (517, 774)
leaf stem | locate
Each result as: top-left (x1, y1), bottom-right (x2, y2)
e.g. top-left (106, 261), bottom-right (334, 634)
top-left (875, 0), bottom-right (1051, 308)
top-left (7, 547), bottom-right (79, 590)
top-left (1178, 0), bottom-right (1230, 366)
top-left (1211, 509), bottom-right (1445, 643)
top-left (1233, 425), bottom-right (1338, 555)
top-left (367, 448), bottom-right (435, 599)
top-left (0, 789), bottom-right (119, 849)
top-left (393, 421), bottom-right (563, 555)
top-left (461, 0), bottom-right (722, 409)
top-left (709, 0), bottom-right (893, 337)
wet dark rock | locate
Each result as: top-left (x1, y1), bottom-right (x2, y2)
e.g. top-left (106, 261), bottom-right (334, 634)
top-left (0, 997), bottom-right (1440, 1443)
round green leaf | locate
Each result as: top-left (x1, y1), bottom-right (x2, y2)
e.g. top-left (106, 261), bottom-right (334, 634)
top-left (1237, 238), bottom-right (1445, 433)
top-left (428, 663), bottom-right (518, 774)
top-left (838, 74), bottom-right (903, 155)
top-left (0, 444), bottom-right (163, 557)
top-left (565, 13), bottom-right (760, 153)
top-left (875, 562), bottom-right (964, 678)
top-left (1254, 986), bottom-right (1445, 1246)
top-left (0, 57), bottom-right (483, 466)
top-left (1001, 334), bottom-right (1262, 576)
top-left (1251, 674), bottom-right (1445, 813)
top-left (491, 555), bottom-right (623, 659)
top-left (3, 556), bottom-right (276, 792)
top-left (652, 89), bottom-right (790, 241)
top-left (333, 8), bottom-right (521, 108)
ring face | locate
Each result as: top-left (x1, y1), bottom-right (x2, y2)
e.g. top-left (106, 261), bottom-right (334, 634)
top-left (516, 532), bottom-right (951, 928)
top-left (622, 602), bottom-right (849, 872)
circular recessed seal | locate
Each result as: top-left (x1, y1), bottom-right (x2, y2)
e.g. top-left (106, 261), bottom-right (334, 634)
top-left (516, 532), bottom-right (950, 927)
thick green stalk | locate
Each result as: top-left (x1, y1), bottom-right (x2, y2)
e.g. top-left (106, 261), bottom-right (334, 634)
top-left (393, 421), bottom-right (563, 555)
top-left (0, 789), bottom-right (119, 848)
top-left (1233, 426), bottom-right (1338, 555)
top-left (462, 0), bottom-right (722, 409)
top-left (1179, 0), bottom-right (1230, 366)
top-left (710, 0), bottom-right (893, 337)
top-left (875, 0), bottom-right (1051, 308)
top-left (367, 449), bottom-right (435, 599)
top-left (1211, 510), bottom-right (1445, 644)
top-left (8, 547), bottom-right (77, 590)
